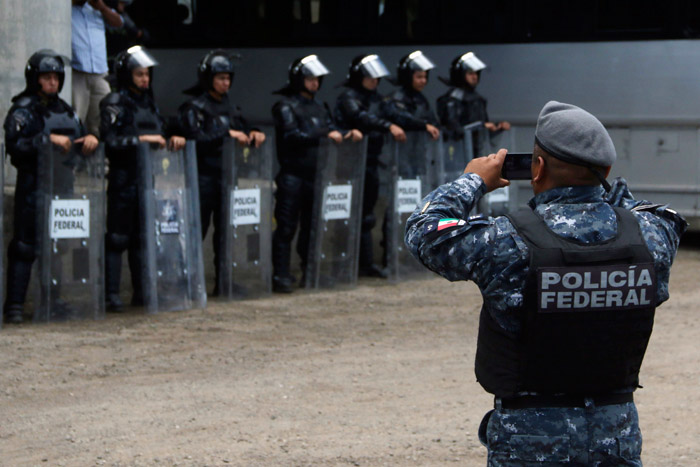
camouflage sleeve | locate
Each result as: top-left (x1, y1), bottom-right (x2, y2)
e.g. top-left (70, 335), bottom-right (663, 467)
top-left (605, 176), bottom-right (688, 304)
top-left (405, 173), bottom-right (504, 278)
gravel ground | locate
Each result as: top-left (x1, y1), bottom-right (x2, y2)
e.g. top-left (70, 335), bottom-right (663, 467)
top-left (1, 241), bottom-right (699, 466)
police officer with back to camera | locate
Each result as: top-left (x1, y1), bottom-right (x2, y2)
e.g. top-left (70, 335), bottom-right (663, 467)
top-left (381, 50), bottom-right (440, 142)
top-left (437, 52), bottom-right (510, 156)
top-left (334, 54), bottom-right (406, 278)
top-left (406, 101), bottom-right (687, 465)
top-left (271, 55), bottom-right (362, 293)
top-left (3, 50), bottom-right (99, 324)
top-left (100, 45), bottom-right (186, 312)
top-left (178, 50), bottom-right (266, 296)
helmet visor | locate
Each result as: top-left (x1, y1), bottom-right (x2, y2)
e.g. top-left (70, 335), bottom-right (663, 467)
top-left (126, 46), bottom-right (159, 68)
top-left (359, 55), bottom-right (390, 79)
top-left (37, 55), bottom-right (65, 73)
top-left (407, 50), bottom-right (435, 71)
top-left (458, 52), bottom-right (486, 72)
top-left (298, 55), bottom-right (330, 77)
top-left (209, 54), bottom-right (234, 73)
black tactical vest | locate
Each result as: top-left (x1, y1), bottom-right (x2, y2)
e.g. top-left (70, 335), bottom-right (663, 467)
top-left (43, 104), bottom-right (81, 138)
top-left (474, 207), bottom-right (657, 398)
top-left (132, 99), bottom-right (163, 137)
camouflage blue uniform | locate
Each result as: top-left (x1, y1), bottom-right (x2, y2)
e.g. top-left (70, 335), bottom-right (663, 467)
top-left (405, 172), bottom-right (687, 466)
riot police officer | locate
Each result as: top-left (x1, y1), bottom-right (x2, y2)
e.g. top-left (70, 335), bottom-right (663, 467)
top-left (178, 50), bottom-right (266, 296)
top-left (271, 55), bottom-right (361, 293)
top-left (335, 54), bottom-right (405, 278)
top-left (3, 50), bottom-right (99, 324)
top-left (382, 50), bottom-right (440, 141)
top-left (406, 101), bottom-right (687, 465)
top-left (100, 45), bottom-right (186, 311)
top-left (437, 52), bottom-right (510, 156)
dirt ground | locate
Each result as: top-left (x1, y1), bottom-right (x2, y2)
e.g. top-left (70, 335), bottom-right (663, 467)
top-left (1, 241), bottom-right (699, 467)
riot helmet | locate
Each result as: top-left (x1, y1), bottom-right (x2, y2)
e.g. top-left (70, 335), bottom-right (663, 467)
top-left (24, 49), bottom-right (67, 95)
top-left (444, 52), bottom-right (487, 88)
top-left (274, 55), bottom-right (330, 95)
top-left (396, 50), bottom-right (435, 88)
top-left (345, 54), bottom-right (390, 89)
top-left (183, 50), bottom-right (238, 95)
top-left (199, 50), bottom-right (236, 89)
top-left (114, 45), bottom-right (159, 90)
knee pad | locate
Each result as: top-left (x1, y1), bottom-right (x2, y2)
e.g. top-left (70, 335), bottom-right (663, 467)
top-left (9, 239), bottom-right (36, 262)
top-left (106, 232), bottom-right (131, 252)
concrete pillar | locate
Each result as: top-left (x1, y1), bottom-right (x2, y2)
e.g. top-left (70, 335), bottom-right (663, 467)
top-left (0, 0), bottom-right (71, 184)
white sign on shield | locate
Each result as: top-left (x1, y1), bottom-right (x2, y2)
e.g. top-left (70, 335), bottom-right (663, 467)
top-left (397, 179), bottom-right (422, 214)
top-left (231, 188), bottom-right (261, 226)
top-left (49, 199), bottom-right (90, 239)
top-left (322, 184), bottom-right (353, 221)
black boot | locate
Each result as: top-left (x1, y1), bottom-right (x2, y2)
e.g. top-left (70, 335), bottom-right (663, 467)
top-left (359, 264), bottom-right (388, 278)
top-left (106, 293), bottom-right (125, 313)
top-left (273, 274), bottom-right (296, 293)
top-left (105, 250), bottom-right (125, 312)
top-left (3, 303), bottom-right (24, 324)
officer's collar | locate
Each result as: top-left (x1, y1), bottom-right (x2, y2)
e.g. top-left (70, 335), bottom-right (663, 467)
top-left (207, 90), bottom-right (229, 103)
top-left (528, 185), bottom-right (605, 209)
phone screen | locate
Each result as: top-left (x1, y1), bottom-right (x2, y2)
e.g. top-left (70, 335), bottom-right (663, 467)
top-left (501, 152), bottom-right (533, 180)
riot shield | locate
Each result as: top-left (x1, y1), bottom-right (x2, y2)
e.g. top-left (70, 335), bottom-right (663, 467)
top-left (218, 138), bottom-right (274, 299)
top-left (304, 139), bottom-right (367, 289)
top-left (386, 132), bottom-right (442, 282)
top-left (34, 141), bottom-right (105, 323)
top-left (441, 122), bottom-right (479, 183)
top-left (138, 142), bottom-right (206, 313)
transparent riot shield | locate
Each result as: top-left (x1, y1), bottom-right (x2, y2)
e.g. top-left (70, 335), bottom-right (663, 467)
top-left (441, 122), bottom-right (479, 183)
top-left (304, 139), bottom-right (367, 290)
top-left (386, 132), bottom-right (442, 282)
top-left (218, 138), bottom-right (274, 299)
top-left (138, 142), bottom-right (206, 313)
top-left (34, 141), bottom-right (105, 323)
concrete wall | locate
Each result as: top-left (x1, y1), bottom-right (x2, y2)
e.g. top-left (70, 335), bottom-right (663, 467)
top-left (0, 0), bottom-right (72, 182)
top-left (151, 40), bottom-right (700, 127)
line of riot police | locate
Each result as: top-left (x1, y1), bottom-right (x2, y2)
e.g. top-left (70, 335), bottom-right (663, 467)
top-left (2, 46), bottom-right (509, 326)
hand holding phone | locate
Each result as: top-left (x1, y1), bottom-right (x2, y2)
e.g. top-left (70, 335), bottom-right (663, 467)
top-left (501, 152), bottom-right (533, 180)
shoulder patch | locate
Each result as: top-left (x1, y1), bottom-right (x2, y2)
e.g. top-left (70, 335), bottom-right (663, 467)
top-left (468, 214), bottom-right (488, 223)
top-left (424, 218), bottom-right (467, 239)
top-left (631, 203), bottom-right (664, 213)
top-left (14, 96), bottom-right (34, 108)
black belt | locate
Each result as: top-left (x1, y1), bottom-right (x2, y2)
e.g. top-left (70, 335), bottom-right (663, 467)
top-left (498, 393), bottom-right (634, 409)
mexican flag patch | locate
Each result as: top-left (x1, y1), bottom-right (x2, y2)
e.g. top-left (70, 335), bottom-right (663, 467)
top-left (437, 218), bottom-right (465, 230)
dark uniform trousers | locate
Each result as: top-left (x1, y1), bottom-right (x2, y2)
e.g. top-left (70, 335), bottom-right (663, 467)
top-left (272, 172), bottom-right (315, 278)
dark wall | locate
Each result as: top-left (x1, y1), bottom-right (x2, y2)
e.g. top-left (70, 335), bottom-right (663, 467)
top-left (150, 40), bottom-right (700, 126)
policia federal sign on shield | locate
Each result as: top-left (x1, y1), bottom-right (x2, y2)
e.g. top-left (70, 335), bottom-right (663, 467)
top-left (218, 138), bottom-right (274, 299)
top-left (137, 142), bottom-right (206, 313)
top-left (386, 131), bottom-right (443, 282)
top-left (305, 139), bottom-right (367, 289)
top-left (34, 141), bottom-right (106, 323)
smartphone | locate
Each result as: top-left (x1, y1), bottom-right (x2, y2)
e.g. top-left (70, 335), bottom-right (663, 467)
top-left (501, 152), bottom-right (533, 180)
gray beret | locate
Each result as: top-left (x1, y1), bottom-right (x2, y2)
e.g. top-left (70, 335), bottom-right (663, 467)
top-left (535, 101), bottom-right (616, 167)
